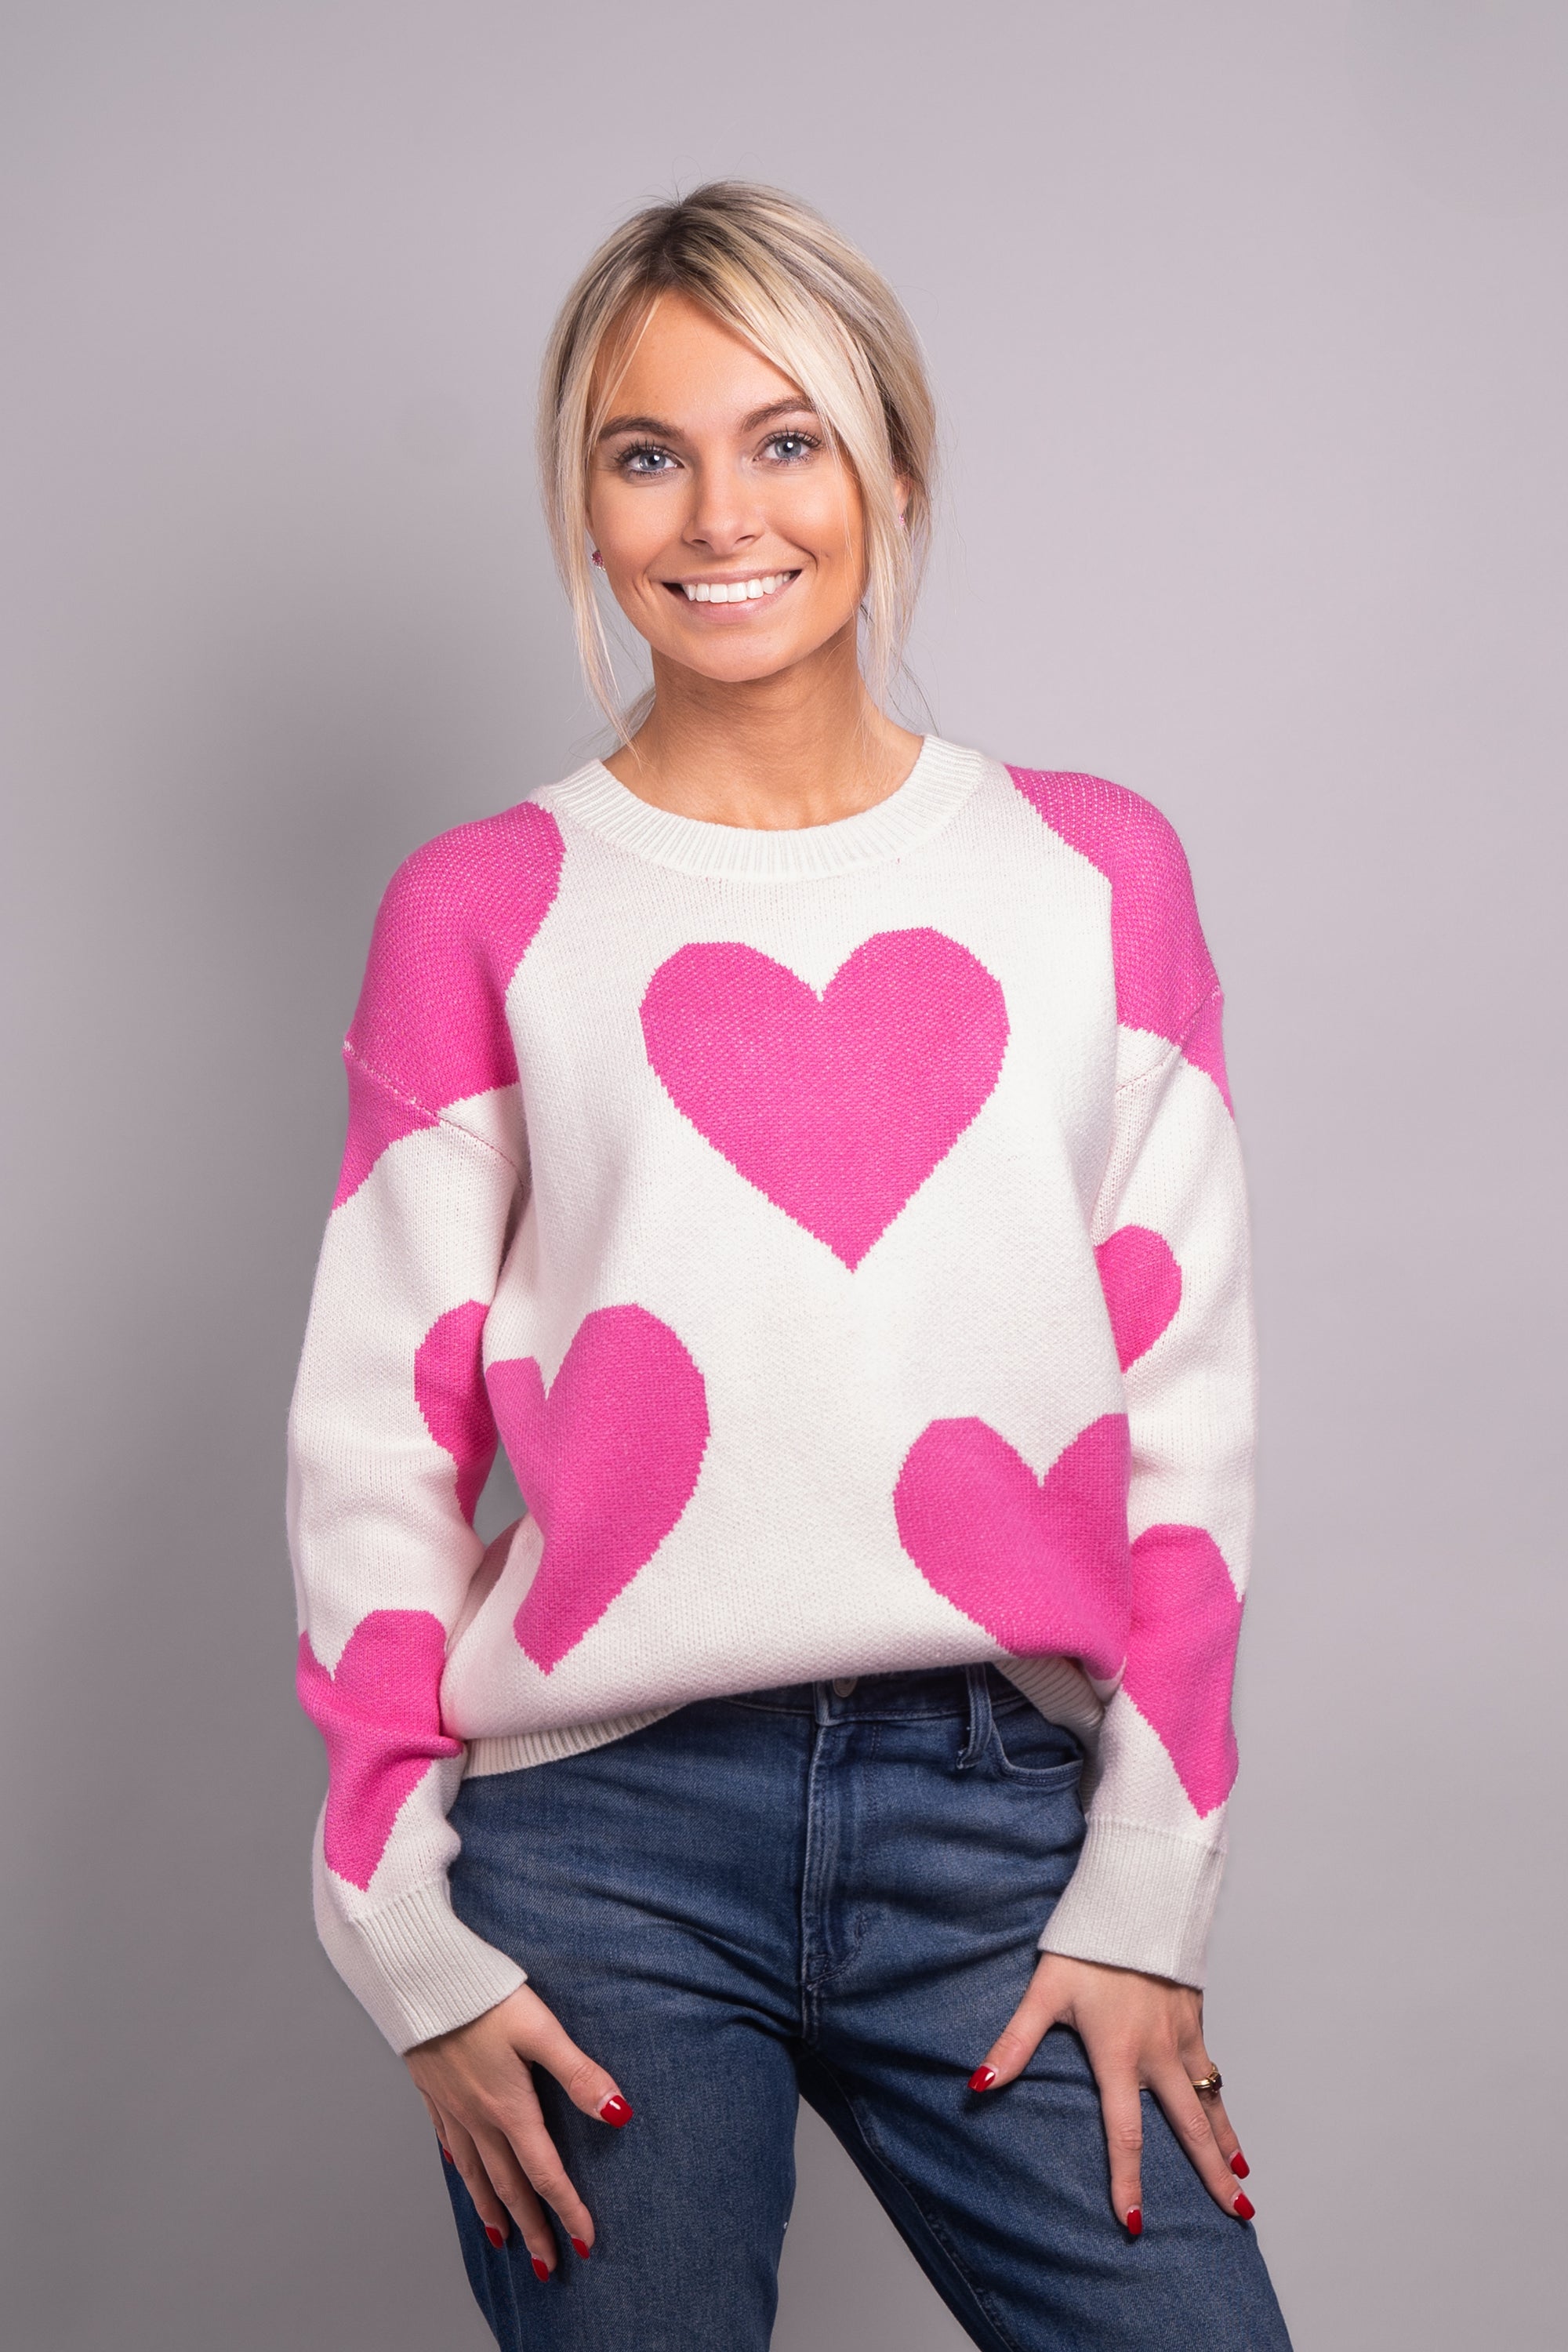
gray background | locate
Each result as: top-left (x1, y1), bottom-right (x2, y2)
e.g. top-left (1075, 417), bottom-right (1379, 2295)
top-left (3, 3), bottom-right (1563, 2346)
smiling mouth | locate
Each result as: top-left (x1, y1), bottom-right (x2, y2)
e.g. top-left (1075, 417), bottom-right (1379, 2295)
top-left (663, 570), bottom-right (800, 606)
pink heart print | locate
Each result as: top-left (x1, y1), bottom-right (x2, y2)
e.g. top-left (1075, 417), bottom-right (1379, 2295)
top-left (1122, 1525), bottom-right (1242, 1817)
top-left (487, 1305), bottom-right (710, 1673)
top-left (1094, 1225), bottom-right (1181, 1371)
top-left (296, 1610), bottom-right (461, 1891)
top-left (893, 1413), bottom-right (1131, 1681)
top-left (414, 1300), bottom-right (497, 1524)
top-left (335, 799), bottom-right (564, 1207)
top-left (640, 928), bottom-right (1009, 1269)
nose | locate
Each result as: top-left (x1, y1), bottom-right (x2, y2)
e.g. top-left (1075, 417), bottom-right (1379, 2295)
top-left (681, 459), bottom-right (763, 559)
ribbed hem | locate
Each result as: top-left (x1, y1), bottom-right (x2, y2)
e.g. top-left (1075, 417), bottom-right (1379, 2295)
top-left (1038, 1817), bottom-right (1226, 1988)
top-left (314, 1842), bottom-right (526, 2053)
top-left (994, 1654), bottom-right (1105, 1744)
top-left (464, 1704), bottom-right (678, 1777)
top-left (539, 736), bottom-right (986, 879)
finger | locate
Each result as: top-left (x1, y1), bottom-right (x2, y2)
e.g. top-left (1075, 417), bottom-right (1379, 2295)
top-left (1194, 2081), bottom-right (1249, 2181)
top-left (1093, 2061), bottom-right (1147, 2234)
top-left (441, 2114), bottom-right (516, 2250)
top-left (492, 2094), bottom-right (598, 2256)
top-left (1174, 2042), bottom-right (1254, 2195)
top-left (971, 1976), bottom-right (1065, 2091)
top-left (472, 2119), bottom-right (561, 2278)
top-left (1150, 2061), bottom-right (1254, 2221)
top-left (521, 2011), bottom-right (633, 2131)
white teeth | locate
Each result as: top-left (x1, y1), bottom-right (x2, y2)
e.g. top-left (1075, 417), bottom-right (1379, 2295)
top-left (680, 573), bottom-right (789, 603)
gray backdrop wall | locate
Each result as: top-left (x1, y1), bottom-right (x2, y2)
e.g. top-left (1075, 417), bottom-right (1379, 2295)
top-left (4, 4), bottom-right (1564, 2347)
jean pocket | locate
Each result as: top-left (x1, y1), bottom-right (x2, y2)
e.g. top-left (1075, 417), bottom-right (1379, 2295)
top-left (987, 1704), bottom-right (1084, 1787)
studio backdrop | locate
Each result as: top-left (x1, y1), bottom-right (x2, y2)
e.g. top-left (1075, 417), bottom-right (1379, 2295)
top-left (3, 5), bottom-right (1563, 2347)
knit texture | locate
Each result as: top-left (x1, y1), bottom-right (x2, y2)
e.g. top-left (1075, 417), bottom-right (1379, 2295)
top-left (287, 737), bottom-right (1256, 2052)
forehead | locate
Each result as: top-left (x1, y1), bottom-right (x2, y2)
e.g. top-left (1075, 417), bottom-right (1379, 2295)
top-left (600, 291), bottom-right (808, 426)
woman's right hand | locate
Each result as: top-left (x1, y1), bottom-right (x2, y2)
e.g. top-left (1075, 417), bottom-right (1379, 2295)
top-left (403, 1982), bottom-right (633, 2278)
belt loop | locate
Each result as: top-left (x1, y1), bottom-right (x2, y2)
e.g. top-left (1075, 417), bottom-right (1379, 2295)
top-left (958, 1664), bottom-right (993, 1769)
top-left (813, 1680), bottom-right (833, 1727)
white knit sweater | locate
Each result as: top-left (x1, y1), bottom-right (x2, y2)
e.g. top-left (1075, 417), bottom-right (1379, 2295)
top-left (287, 737), bottom-right (1256, 2053)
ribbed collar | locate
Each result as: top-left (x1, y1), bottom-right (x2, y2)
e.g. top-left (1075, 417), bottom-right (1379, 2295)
top-left (538, 735), bottom-right (985, 880)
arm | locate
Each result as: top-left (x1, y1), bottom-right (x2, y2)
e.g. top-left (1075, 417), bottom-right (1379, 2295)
top-left (289, 811), bottom-right (635, 2274)
top-left (289, 1062), bottom-right (529, 2052)
top-left (1041, 993), bottom-right (1254, 1987)
top-left (979, 771), bottom-right (1258, 2228)
top-left (289, 799), bottom-right (563, 2049)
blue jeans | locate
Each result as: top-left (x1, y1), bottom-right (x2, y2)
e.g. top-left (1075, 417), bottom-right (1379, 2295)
top-left (443, 1666), bottom-right (1291, 2350)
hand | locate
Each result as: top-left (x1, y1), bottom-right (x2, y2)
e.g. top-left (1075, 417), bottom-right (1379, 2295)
top-left (969, 1953), bottom-right (1253, 2234)
top-left (404, 1982), bottom-right (633, 2278)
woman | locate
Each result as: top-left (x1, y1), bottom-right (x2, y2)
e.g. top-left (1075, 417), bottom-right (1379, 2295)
top-left (289, 182), bottom-right (1291, 2349)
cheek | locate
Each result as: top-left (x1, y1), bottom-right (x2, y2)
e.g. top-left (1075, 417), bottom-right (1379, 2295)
top-left (590, 484), bottom-right (671, 574)
top-left (784, 476), bottom-right (862, 564)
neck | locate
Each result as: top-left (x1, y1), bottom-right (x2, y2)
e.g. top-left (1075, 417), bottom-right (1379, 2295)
top-left (601, 622), bottom-right (923, 830)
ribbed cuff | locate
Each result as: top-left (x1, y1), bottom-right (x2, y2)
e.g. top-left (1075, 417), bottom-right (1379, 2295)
top-left (314, 1841), bottom-right (526, 2053)
top-left (1038, 1817), bottom-right (1226, 1987)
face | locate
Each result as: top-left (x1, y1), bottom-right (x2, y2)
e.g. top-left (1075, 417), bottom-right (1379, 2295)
top-left (586, 292), bottom-right (874, 688)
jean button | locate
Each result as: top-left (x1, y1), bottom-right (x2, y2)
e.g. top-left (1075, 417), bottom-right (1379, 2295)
top-left (832, 1676), bottom-right (858, 1698)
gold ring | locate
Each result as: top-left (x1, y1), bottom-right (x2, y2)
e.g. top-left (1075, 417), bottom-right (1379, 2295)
top-left (1192, 2063), bottom-right (1223, 2096)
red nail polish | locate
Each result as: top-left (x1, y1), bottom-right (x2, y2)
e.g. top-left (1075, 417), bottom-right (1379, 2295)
top-left (532, 2256), bottom-right (551, 2283)
top-left (485, 2225), bottom-right (505, 2249)
top-left (1124, 2207), bottom-right (1143, 2238)
top-left (1229, 2150), bottom-right (1250, 2180)
top-left (1232, 2190), bottom-right (1256, 2222)
top-left (598, 2092), bottom-right (633, 2126)
top-left (571, 2236), bottom-right (591, 2259)
top-left (967, 2065), bottom-right (997, 2092)
top-left (440, 2144), bottom-right (453, 2165)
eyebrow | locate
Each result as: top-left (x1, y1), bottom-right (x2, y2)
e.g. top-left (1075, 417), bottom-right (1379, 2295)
top-left (597, 397), bottom-right (818, 443)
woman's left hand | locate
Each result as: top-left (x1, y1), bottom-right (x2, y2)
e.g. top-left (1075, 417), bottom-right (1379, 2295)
top-left (969, 1952), bottom-right (1254, 2235)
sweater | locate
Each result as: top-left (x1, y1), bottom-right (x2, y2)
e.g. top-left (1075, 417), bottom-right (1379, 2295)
top-left (287, 735), bottom-right (1256, 2055)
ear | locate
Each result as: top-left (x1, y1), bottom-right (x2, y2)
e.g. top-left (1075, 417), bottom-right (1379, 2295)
top-left (893, 473), bottom-right (912, 528)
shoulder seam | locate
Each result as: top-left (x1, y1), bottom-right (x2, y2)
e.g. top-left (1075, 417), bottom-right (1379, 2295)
top-left (343, 1042), bottom-right (524, 1181)
top-left (1112, 985), bottom-right (1225, 1096)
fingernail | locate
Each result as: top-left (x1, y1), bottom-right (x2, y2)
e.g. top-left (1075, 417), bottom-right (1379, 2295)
top-left (571, 2236), bottom-right (591, 2260)
top-left (1124, 2206), bottom-right (1143, 2238)
top-left (1232, 2190), bottom-right (1256, 2222)
top-left (598, 2092), bottom-right (633, 2126)
top-left (967, 2065), bottom-right (997, 2092)
top-left (1229, 2150), bottom-right (1250, 2180)
top-left (532, 2256), bottom-right (551, 2283)
top-left (485, 2225), bottom-right (506, 2249)
top-left (440, 2143), bottom-right (453, 2165)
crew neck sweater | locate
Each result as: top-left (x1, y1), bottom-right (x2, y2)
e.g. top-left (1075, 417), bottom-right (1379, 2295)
top-left (288, 736), bottom-right (1256, 2055)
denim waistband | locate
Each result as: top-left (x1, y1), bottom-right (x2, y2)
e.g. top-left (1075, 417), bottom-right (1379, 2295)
top-left (722, 1664), bottom-right (1029, 1724)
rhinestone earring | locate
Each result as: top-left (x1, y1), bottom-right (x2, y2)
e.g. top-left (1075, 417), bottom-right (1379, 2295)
top-left (590, 549), bottom-right (604, 568)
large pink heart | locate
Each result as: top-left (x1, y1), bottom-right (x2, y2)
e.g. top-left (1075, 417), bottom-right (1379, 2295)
top-left (296, 1610), bottom-right (461, 1891)
top-left (488, 1305), bottom-right (710, 1674)
top-left (893, 1413), bottom-right (1131, 1680)
top-left (640, 929), bottom-right (1009, 1269)
top-left (1122, 1526), bottom-right (1243, 1817)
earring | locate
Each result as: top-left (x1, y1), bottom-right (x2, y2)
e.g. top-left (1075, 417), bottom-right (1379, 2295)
top-left (590, 549), bottom-right (604, 568)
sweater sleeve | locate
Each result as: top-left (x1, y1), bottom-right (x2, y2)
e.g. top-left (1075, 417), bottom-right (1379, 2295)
top-left (1011, 771), bottom-right (1255, 1989)
top-left (287, 804), bottom-right (562, 2051)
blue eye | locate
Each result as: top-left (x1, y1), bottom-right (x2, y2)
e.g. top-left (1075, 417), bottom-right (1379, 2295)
top-left (619, 441), bottom-right (677, 476)
top-left (765, 430), bottom-right (818, 463)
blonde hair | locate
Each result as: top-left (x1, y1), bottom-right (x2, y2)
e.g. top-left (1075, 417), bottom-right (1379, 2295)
top-left (538, 180), bottom-right (937, 733)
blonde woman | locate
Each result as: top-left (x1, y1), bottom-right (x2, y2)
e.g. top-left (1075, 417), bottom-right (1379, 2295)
top-left (289, 183), bottom-right (1292, 2349)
